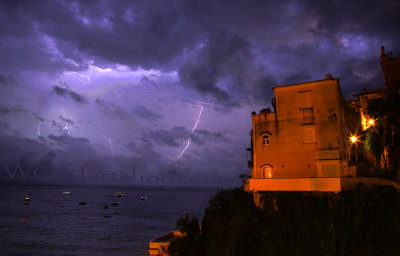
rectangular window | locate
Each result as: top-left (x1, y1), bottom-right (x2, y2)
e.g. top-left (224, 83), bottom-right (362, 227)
top-left (298, 92), bottom-right (314, 124)
top-left (298, 92), bottom-right (312, 108)
top-left (302, 108), bottom-right (315, 124)
top-left (302, 126), bottom-right (315, 143)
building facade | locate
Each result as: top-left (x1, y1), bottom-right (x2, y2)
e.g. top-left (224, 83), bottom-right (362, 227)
top-left (380, 46), bottom-right (400, 101)
top-left (244, 75), bottom-right (354, 205)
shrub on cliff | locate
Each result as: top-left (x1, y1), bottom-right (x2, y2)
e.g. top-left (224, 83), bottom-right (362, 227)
top-left (168, 214), bottom-right (202, 256)
top-left (171, 184), bottom-right (400, 256)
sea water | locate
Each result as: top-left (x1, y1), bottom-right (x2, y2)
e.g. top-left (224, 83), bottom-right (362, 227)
top-left (0, 185), bottom-right (216, 255)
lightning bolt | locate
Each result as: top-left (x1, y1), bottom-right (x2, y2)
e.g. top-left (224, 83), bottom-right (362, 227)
top-left (108, 137), bottom-right (115, 158)
top-left (177, 105), bottom-right (204, 159)
top-left (141, 88), bottom-right (225, 109)
top-left (64, 72), bottom-right (91, 84)
top-left (96, 130), bottom-right (115, 158)
top-left (61, 109), bottom-right (71, 135)
top-left (63, 123), bottom-right (71, 135)
top-left (37, 121), bottom-right (42, 137)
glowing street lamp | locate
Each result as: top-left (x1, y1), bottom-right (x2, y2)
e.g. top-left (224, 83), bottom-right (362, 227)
top-left (349, 133), bottom-right (360, 162)
top-left (361, 112), bottom-right (376, 130)
top-left (349, 133), bottom-right (359, 144)
top-left (368, 119), bottom-right (375, 126)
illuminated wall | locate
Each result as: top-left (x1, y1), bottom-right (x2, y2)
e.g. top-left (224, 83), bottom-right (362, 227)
top-left (250, 75), bottom-right (349, 179)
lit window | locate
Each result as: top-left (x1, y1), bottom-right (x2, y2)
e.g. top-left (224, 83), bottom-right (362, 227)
top-left (262, 135), bottom-right (270, 145)
top-left (262, 165), bottom-right (273, 178)
top-left (303, 126), bottom-right (315, 143)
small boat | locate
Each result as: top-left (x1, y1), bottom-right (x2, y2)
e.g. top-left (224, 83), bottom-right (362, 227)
top-left (112, 202), bottom-right (119, 206)
top-left (78, 202), bottom-right (87, 205)
top-left (140, 196), bottom-right (148, 200)
top-left (63, 192), bottom-right (72, 196)
top-left (24, 197), bottom-right (30, 202)
top-left (115, 192), bottom-right (124, 198)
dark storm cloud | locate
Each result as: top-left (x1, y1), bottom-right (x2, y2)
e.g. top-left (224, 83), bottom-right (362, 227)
top-left (48, 134), bottom-right (89, 147)
top-left (177, 0), bottom-right (398, 103)
top-left (95, 98), bottom-right (129, 120)
top-left (1, 0), bottom-right (400, 186)
top-left (33, 113), bottom-right (45, 122)
top-left (0, 2), bottom-right (78, 75)
top-left (251, 76), bottom-right (277, 106)
top-left (50, 120), bottom-right (63, 131)
top-left (179, 29), bottom-right (253, 101)
top-left (0, 105), bottom-right (26, 116)
top-left (59, 115), bottom-right (74, 126)
top-left (0, 130), bottom-right (165, 183)
top-left (0, 75), bottom-right (18, 86)
top-left (191, 129), bottom-right (225, 146)
top-left (146, 126), bottom-right (189, 147)
top-left (140, 76), bottom-right (158, 87)
top-left (123, 138), bottom-right (164, 161)
top-left (0, 121), bottom-right (10, 131)
top-left (133, 105), bottom-right (162, 121)
top-left (0, 0), bottom-right (204, 71)
top-left (1, 0), bottom-right (400, 102)
top-left (300, 0), bottom-right (400, 41)
top-left (0, 136), bottom-right (53, 177)
top-left (49, 116), bottom-right (75, 134)
top-left (52, 85), bottom-right (87, 103)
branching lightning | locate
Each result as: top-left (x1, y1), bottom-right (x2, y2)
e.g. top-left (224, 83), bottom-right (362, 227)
top-left (141, 89), bottom-right (225, 109)
top-left (64, 72), bottom-right (91, 84)
top-left (177, 105), bottom-right (204, 159)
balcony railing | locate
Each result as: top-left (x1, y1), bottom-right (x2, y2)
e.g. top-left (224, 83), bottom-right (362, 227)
top-left (300, 108), bottom-right (315, 124)
top-left (245, 177), bottom-right (342, 192)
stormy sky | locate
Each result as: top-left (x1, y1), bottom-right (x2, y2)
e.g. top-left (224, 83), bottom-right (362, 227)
top-left (1, 0), bottom-right (399, 186)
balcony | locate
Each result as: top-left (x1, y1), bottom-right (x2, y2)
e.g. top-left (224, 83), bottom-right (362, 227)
top-left (244, 178), bottom-right (342, 192)
top-left (300, 108), bottom-right (315, 125)
top-left (246, 147), bottom-right (253, 168)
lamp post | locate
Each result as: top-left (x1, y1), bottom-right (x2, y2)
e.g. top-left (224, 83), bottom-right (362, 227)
top-left (349, 134), bottom-right (359, 162)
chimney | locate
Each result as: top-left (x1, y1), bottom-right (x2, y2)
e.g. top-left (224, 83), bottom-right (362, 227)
top-left (381, 46), bottom-right (385, 56)
top-left (326, 74), bottom-right (333, 79)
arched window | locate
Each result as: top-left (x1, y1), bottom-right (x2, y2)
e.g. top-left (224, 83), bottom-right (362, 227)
top-left (262, 135), bottom-right (270, 145)
top-left (260, 132), bottom-right (272, 145)
top-left (261, 165), bottom-right (273, 178)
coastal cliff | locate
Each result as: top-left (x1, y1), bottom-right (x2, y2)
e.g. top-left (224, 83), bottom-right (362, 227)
top-left (169, 184), bottom-right (400, 256)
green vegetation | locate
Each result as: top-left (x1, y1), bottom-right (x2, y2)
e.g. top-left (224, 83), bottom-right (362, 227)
top-left (169, 186), bottom-right (400, 256)
top-left (168, 214), bottom-right (203, 256)
top-left (366, 97), bottom-right (400, 178)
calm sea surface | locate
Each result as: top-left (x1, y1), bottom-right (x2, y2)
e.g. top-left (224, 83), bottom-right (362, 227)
top-left (0, 185), bottom-right (216, 256)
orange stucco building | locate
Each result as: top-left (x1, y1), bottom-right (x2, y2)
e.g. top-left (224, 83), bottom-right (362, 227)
top-left (244, 74), bottom-right (356, 205)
